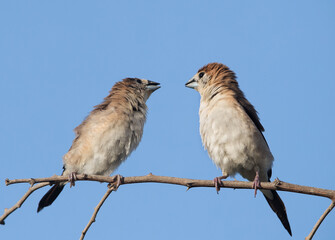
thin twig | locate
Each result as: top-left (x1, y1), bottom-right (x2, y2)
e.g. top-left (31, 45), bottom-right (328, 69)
top-left (0, 182), bottom-right (50, 225)
top-left (80, 184), bottom-right (116, 240)
top-left (305, 200), bottom-right (335, 240)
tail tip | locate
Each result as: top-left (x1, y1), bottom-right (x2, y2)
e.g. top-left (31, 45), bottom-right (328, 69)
top-left (37, 205), bottom-right (43, 213)
top-left (286, 225), bottom-right (292, 236)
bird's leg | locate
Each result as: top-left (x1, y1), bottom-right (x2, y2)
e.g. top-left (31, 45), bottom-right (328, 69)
top-left (111, 174), bottom-right (124, 190)
top-left (252, 171), bottom-right (261, 197)
top-left (69, 172), bottom-right (77, 188)
top-left (213, 172), bottom-right (228, 194)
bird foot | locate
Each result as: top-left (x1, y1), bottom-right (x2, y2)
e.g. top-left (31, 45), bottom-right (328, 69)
top-left (109, 174), bottom-right (124, 190)
top-left (69, 172), bottom-right (77, 188)
top-left (252, 171), bottom-right (261, 197)
top-left (213, 175), bottom-right (227, 194)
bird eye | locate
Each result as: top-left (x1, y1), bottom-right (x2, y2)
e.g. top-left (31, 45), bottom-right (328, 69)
top-left (199, 72), bottom-right (205, 78)
top-left (136, 79), bottom-right (142, 84)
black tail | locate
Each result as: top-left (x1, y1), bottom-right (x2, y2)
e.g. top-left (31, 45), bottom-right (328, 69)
top-left (37, 183), bottom-right (65, 212)
top-left (263, 190), bottom-right (292, 236)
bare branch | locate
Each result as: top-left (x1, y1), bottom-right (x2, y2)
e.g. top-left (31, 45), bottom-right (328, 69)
top-left (305, 200), bottom-right (335, 240)
top-left (0, 182), bottom-right (50, 225)
top-left (80, 184), bottom-right (116, 240)
top-left (5, 174), bottom-right (335, 199)
top-left (2, 173), bottom-right (335, 240)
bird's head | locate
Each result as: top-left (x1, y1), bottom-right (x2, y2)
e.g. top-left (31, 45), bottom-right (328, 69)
top-left (185, 63), bottom-right (237, 97)
top-left (123, 78), bottom-right (160, 101)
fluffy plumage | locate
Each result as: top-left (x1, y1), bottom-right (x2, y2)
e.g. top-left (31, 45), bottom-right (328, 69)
top-left (38, 78), bottom-right (160, 212)
top-left (185, 63), bottom-right (291, 236)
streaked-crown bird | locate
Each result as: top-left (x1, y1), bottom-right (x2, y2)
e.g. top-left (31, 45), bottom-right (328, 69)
top-left (37, 78), bottom-right (160, 212)
top-left (185, 63), bottom-right (291, 236)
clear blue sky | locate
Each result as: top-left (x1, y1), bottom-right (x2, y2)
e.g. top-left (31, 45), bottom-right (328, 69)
top-left (1, 1), bottom-right (334, 239)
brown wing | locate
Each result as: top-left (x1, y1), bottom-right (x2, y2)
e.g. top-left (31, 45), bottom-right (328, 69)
top-left (236, 94), bottom-right (264, 132)
top-left (235, 93), bottom-right (270, 148)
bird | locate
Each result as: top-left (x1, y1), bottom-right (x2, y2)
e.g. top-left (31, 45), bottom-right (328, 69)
top-left (185, 62), bottom-right (292, 236)
top-left (37, 78), bottom-right (160, 212)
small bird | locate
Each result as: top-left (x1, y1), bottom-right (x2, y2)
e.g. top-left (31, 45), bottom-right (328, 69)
top-left (185, 63), bottom-right (292, 235)
top-left (38, 78), bottom-right (160, 212)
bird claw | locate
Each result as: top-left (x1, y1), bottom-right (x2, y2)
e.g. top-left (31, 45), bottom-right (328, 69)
top-left (69, 172), bottom-right (77, 188)
top-left (213, 176), bottom-right (227, 194)
top-left (252, 171), bottom-right (261, 197)
top-left (213, 177), bottom-right (222, 194)
top-left (110, 174), bottom-right (123, 190)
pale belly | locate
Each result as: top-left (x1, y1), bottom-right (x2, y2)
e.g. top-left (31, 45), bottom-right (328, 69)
top-left (199, 100), bottom-right (273, 181)
top-left (63, 111), bottom-right (145, 176)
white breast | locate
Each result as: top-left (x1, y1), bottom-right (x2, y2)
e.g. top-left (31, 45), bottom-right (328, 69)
top-left (199, 95), bottom-right (273, 181)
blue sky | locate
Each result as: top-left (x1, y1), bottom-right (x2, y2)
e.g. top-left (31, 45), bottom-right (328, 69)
top-left (1, 1), bottom-right (334, 239)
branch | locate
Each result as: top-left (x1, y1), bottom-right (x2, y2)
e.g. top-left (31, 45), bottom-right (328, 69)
top-left (80, 184), bottom-right (116, 240)
top-left (5, 174), bottom-right (335, 199)
top-left (0, 182), bottom-right (50, 225)
top-left (305, 200), bottom-right (335, 240)
top-left (2, 173), bottom-right (335, 240)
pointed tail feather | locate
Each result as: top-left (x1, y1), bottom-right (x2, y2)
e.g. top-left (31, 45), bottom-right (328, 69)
top-left (263, 190), bottom-right (292, 236)
top-left (37, 183), bottom-right (65, 212)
